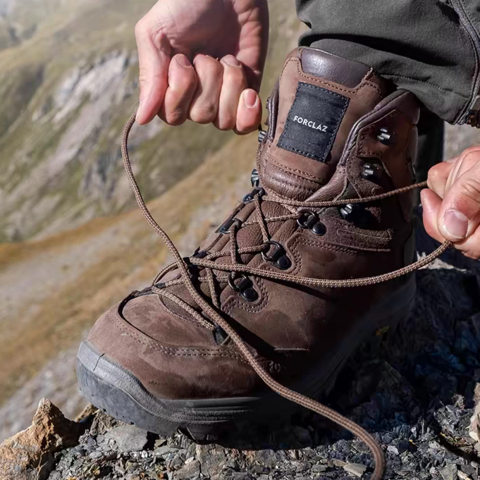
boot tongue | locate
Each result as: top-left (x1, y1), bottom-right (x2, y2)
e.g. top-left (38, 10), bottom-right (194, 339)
top-left (259, 47), bottom-right (390, 201)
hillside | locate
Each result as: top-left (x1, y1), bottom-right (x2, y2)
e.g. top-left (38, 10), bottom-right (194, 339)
top-left (0, 0), bottom-right (301, 243)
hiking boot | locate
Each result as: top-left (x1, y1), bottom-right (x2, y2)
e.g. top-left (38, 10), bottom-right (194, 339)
top-left (78, 48), bottom-right (422, 441)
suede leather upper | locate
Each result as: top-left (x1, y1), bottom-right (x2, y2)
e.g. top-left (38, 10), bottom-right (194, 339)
top-left (87, 48), bottom-right (420, 401)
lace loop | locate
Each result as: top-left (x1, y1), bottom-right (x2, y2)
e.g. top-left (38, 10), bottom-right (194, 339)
top-left (261, 240), bottom-right (292, 270)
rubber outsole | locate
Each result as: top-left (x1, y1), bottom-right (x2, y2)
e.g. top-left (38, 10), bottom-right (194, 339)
top-left (77, 277), bottom-right (415, 438)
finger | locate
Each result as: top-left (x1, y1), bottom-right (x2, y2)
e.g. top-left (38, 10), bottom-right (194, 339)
top-left (235, 89), bottom-right (262, 135)
top-left (135, 19), bottom-right (172, 125)
top-left (235, 0), bottom-right (269, 91)
top-left (455, 228), bottom-right (480, 259)
top-left (445, 146), bottom-right (480, 192)
top-left (421, 189), bottom-right (444, 243)
top-left (422, 189), bottom-right (480, 259)
top-left (189, 55), bottom-right (223, 124)
top-left (427, 161), bottom-right (454, 199)
top-left (160, 54), bottom-right (197, 126)
top-left (437, 161), bottom-right (480, 242)
top-left (214, 56), bottom-right (248, 131)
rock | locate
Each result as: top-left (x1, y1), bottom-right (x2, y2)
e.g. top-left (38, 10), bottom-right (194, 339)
top-left (458, 472), bottom-right (472, 480)
top-left (343, 462), bottom-right (368, 478)
top-left (155, 438), bottom-right (168, 448)
top-left (195, 446), bottom-right (228, 477)
top-left (88, 410), bottom-right (121, 436)
top-left (174, 459), bottom-right (201, 479)
top-left (471, 313), bottom-right (480, 342)
top-left (229, 473), bottom-right (253, 480)
top-left (75, 403), bottom-right (98, 423)
top-left (469, 383), bottom-right (480, 442)
top-left (387, 445), bottom-right (400, 455)
top-left (0, 398), bottom-right (83, 480)
top-left (155, 445), bottom-right (181, 457)
top-left (89, 450), bottom-right (103, 460)
top-left (170, 454), bottom-right (185, 469)
top-left (104, 425), bottom-right (148, 453)
top-left (440, 463), bottom-right (458, 480)
top-left (251, 464), bottom-right (267, 474)
top-left (398, 440), bottom-right (410, 454)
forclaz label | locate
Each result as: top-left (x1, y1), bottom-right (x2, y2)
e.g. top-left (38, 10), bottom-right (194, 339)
top-left (278, 82), bottom-right (349, 163)
top-left (292, 115), bottom-right (328, 132)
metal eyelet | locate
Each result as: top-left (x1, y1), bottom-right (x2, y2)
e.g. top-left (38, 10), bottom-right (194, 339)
top-left (251, 168), bottom-right (260, 187)
top-left (192, 248), bottom-right (208, 259)
top-left (218, 217), bottom-right (242, 235)
top-left (261, 240), bottom-right (292, 270)
top-left (339, 203), bottom-right (364, 222)
top-left (361, 163), bottom-right (383, 180)
top-left (297, 210), bottom-right (327, 236)
top-left (216, 204), bottom-right (244, 234)
top-left (243, 187), bottom-right (265, 204)
top-left (297, 210), bottom-right (318, 229)
top-left (311, 222), bottom-right (327, 236)
top-left (228, 272), bottom-right (250, 292)
top-left (228, 272), bottom-right (259, 302)
top-left (377, 127), bottom-right (393, 145)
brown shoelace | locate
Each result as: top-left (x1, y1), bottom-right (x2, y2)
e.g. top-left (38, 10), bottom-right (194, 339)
top-left (122, 113), bottom-right (451, 480)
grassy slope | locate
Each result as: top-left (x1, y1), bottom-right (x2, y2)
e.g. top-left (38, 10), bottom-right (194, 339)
top-left (0, 0), bottom-right (303, 405)
top-left (0, 0), bottom-right (233, 241)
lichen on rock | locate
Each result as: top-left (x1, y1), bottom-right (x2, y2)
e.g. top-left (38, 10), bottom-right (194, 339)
top-left (0, 398), bottom-right (83, 480)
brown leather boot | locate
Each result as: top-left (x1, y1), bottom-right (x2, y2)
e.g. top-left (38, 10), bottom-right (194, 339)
top-left (77, 48), bottom-right (449, 476)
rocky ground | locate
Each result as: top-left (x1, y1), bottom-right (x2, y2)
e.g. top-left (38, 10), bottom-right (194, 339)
top-left (2, 220), bottom-right (479, 480)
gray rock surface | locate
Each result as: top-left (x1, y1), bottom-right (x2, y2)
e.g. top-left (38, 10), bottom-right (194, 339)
top-left (104, 425), bottom-right (149, 453)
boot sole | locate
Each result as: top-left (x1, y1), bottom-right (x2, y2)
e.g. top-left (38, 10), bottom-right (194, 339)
top-left (77, 276), bottom-right (415, 438)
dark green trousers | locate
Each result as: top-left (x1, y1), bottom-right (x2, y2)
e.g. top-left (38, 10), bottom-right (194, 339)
top-left (295, 0), bottom-right (480, 173)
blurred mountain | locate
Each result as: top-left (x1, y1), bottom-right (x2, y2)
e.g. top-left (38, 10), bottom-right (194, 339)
top-left (0, 0), bottom-right (302, 242)
top-left (0, 0), bottom-right (80, 50)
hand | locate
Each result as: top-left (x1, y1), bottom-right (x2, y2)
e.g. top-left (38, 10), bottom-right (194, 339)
top-left (422, 146), bottom-right (480, 259)
top-left (134, 0), bottom-right (269, 133)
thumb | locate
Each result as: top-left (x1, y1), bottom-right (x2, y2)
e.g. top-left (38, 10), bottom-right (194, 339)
top-left (438, 161), bottom-right (480, 242)
top-left (135, 20), bottom-right (172, 125)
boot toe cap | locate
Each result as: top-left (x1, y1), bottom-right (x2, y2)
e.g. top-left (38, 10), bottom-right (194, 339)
top-left (85, 294), bottom-right (260, 400)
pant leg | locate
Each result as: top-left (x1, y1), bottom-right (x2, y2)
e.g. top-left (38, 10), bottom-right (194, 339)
top-left (295, 0), bottom-right (480, 126)
top-left (416, 109), bottom-right (445, 180)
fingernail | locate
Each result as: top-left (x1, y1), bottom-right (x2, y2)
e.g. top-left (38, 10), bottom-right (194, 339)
top-left (176, 54), bottom-right (191, 68)
top-left (442, 209), bottom-right (469, 240)
top-left (222, 55), bottom-right (240, 67)
top-left (243, 90), bottom-right (258, 109)
top-left (137, 100), bottom-right (145, 121)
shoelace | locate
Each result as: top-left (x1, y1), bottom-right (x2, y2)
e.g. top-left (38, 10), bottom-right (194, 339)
top-left (122, 113), bottom-right (451, 480)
